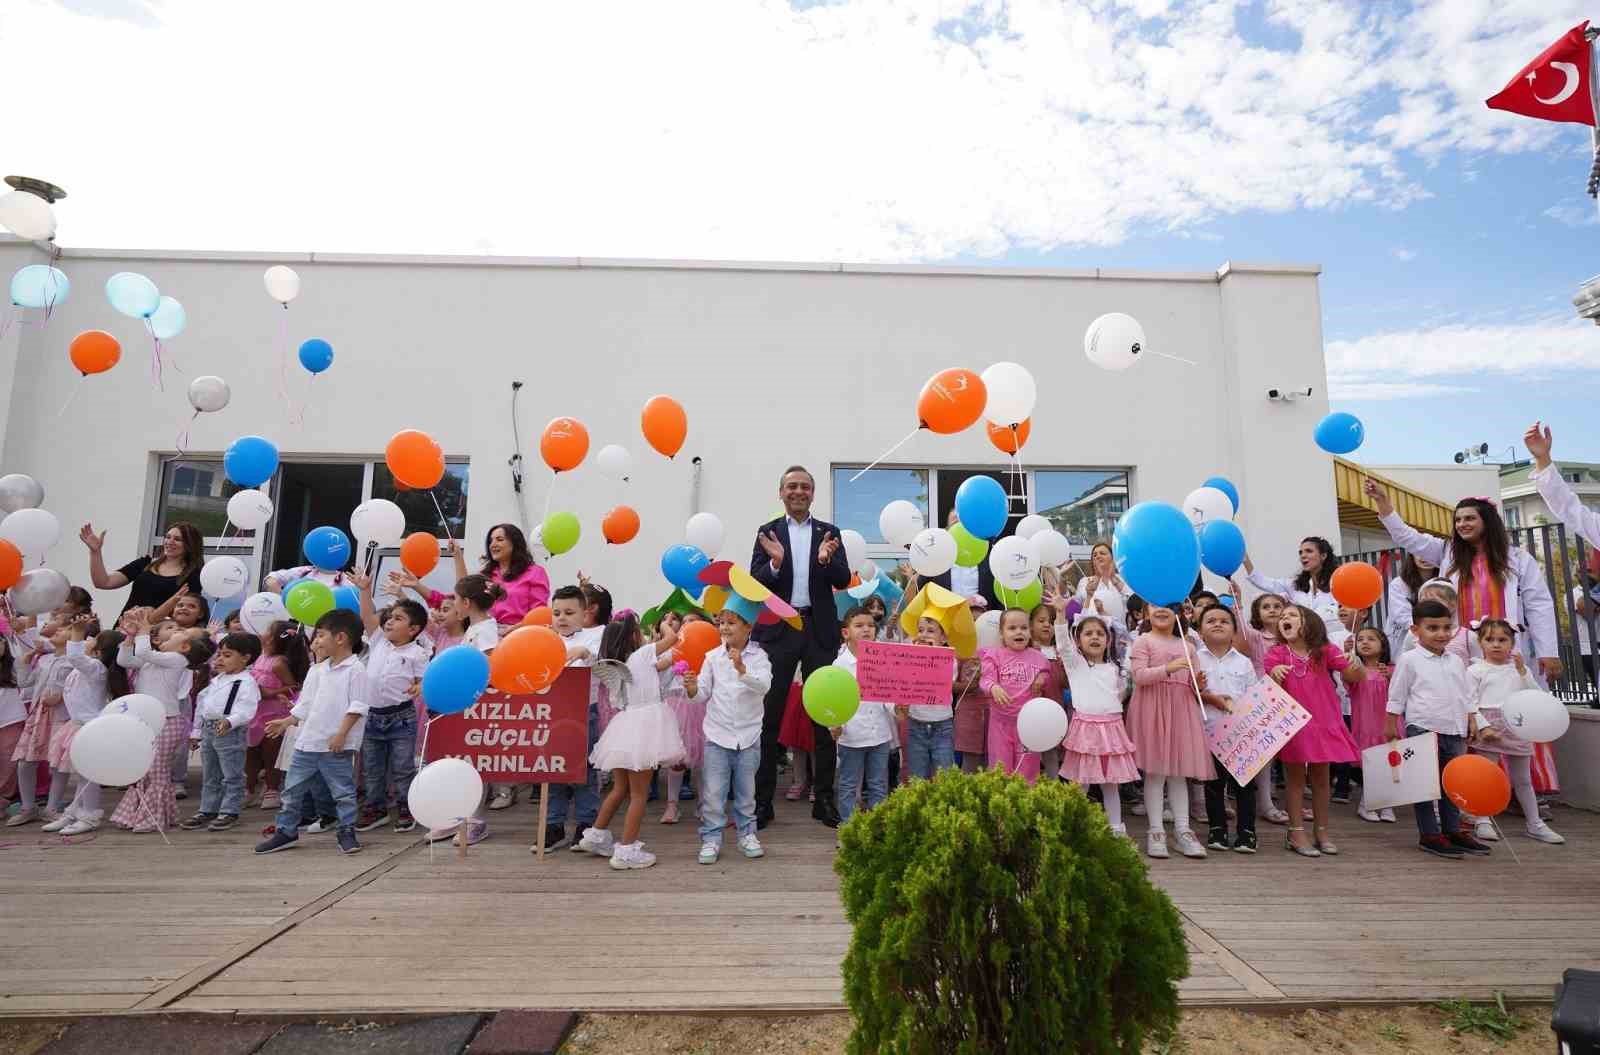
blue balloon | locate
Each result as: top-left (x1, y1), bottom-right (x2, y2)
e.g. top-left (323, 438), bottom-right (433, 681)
top-left (10, 265), bottom-right (69, 309)
top-left (1199, 519), bottom-right (1247, 578)
top-left (331, 585), bottom-right (361, 613)
top-left (303, 526), bottom-right (352, 571)
top-left (1202, 476), bottom-right (1239, 514)
top-left (954, 475), bottom-right (1008, 539)
top-left (1314, 412), bottom-right (1365, 455)
top-left (298, 338), bottom-right (334, 374)
top-left (1218, 594), bottom-right (1235, 608)
top-left (661, 545), bottom-right (711, 592)
top-left (280, 576), bottom-right (307, 601)
top-left (1112, 501), bottom-right (1201, 606)
top-left (421, 645), bottom-right (490, 716)
top-left (105, 271), bottom-right (160, 318)
top-left (224, 435), bottom-right (279, 487)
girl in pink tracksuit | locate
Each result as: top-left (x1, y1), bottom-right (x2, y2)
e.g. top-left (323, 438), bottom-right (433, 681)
top-left (979, 608), bottom-right (1053, 784)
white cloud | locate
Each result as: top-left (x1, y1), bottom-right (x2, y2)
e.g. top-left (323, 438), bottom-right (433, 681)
top-left (1327, 317), bottom-right (1599, 399)
top-left (0, 0), bottom-right (1589, 259)
top-left (1390, 247), bottom-right (1417, 261)
top-left (1545, 201), bottom-right (1600, 227)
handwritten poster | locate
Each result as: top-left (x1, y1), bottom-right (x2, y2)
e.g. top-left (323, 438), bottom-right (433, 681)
top-left (1359, 732), bottom-right (1440, 810)
top-left (856, 640), bottom-right (957, 708)
top-left (1204, 678), bottom-right (1312, 785)
top-left (423, 668), bottom-right (590, 784)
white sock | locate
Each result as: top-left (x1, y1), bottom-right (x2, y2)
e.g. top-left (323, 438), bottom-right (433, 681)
top-left (1167, 776), bottom-right (1190, 831)
top-left (1144, 774), bottom-right (1166, 829)
top-left (1101, 784), bottom-right (1123, 828)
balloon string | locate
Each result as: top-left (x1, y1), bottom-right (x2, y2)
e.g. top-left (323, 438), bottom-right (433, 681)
top-left (145, 318), bottom-right (165, 391)
top-left (850, 426), bottom-right (922, 482)
top-left (1491, 816), bottom-right (1520, 864)
top-left (175, 410), bottom-right (198, 455)
top-left (0, 308), bottom-right (14, 343)
top-left (57, 379), bottom-right (80, 418)
top-left (543, 472), bottom-right (556, 520)
top-left (278, 305), bottom-right (296, 426)
top-left (1154, 351), bottom-right (1196, 366)
top-left (428, 490), bottom-right (452, 539)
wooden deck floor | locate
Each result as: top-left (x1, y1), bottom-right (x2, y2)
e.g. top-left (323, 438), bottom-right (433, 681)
top-left (2, 788), bottom-right (1594, 1016)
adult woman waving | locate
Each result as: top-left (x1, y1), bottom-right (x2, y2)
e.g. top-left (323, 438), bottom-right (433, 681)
top-left (444, 523), bottom-right (549, 631)
top-left (79, 522), bottom-right (204, 616)
top-left (1241, 536), bottom-right (1345, 642)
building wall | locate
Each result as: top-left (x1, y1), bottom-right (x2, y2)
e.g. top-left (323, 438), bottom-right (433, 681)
top-left (0, 238), bottom-right (1338, 614)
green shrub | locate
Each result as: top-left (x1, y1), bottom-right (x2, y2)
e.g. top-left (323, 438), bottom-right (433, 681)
top-left (834, 767), bottom-right (1188, 1054)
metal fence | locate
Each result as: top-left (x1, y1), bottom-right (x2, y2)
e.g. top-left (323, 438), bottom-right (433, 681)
top-left (1349, 522), bottom-right (1599, 707)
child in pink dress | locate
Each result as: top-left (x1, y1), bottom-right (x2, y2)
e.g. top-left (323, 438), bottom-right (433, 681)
top-left (1266, 604), bottom-right (1364, 857)
top-left (1051, 603), bottom-right (1136, 836)
top-left (247, 622), bottom-right (308, 812)
top-left (978, 608), bottom-right (1053, 783)
top-left (1128, 604), bottom-right (1212, 859)
top-left (1349, 627), bottom-right (1396, 824)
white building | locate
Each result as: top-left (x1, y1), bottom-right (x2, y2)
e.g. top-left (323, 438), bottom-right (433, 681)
top-left (1501, 460), bottom-right (1600, 531)
top-left (0, 237), bottom-right (1344, 615)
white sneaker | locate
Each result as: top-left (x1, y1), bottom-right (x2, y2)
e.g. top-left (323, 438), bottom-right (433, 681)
top-left (5, 807), bottom-right (38, 827)
top-left (574, 827), bottom-right (615, 857)
top-left (301, 819), bottom-right (332, 835)
top-left (1474, 818), bottom-right (1500, 841)
top-left (41, 813), bottom-right (74, 833)
top-left (608, 841), bottom-right (657, 870)
top-left (60, 818), bottom-right (99, 836)
top-left (698, 841), bottom-right (720, 865)
top-left (1526, 821), bottom-right (1566, 845)
top-left (738, 834), bottom-right (764, 859)
top-left (1146, 831), bottom-right (1169, 859)
top-left (1173, 829), bottom-right (1208, 858)
top-left (1379, 808), bottom-right (1396, 823)
top-left (487, 788), bottom-right (515, 811)
top-left (1357, 807), bottom-right (1381, 823)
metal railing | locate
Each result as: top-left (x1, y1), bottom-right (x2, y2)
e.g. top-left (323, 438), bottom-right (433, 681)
top-left (1348, 521), bottom-right (1600, 707)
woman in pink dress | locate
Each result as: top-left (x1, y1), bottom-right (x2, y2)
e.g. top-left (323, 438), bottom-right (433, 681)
top-left (1266, 605), bottom-right (1364, 858)
top-left (1128, 605), bottom-right (1212, 859)
top-left (442, 524), bottom-right (550, 632)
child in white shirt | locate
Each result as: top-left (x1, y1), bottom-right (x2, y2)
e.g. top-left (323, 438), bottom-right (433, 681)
top-left (829, 607), bottom-right (895, 824)
top-left (352, 570), bottom-right (430, 834)
top-left (536, 584), bottom-right (603, 853)
top-left (684, 605), bottom-right (772, 864)
top-left (180, 632), bottom-right (261, 831)
top-left (45, 624), bottom-right (129, 836)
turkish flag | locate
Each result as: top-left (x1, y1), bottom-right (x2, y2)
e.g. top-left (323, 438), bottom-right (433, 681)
top-left (1486, 21), bottom-right (1595, 126)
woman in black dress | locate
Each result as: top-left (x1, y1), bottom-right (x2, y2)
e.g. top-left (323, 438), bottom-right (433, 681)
top-left (79, 521), bottom-right (204, 615)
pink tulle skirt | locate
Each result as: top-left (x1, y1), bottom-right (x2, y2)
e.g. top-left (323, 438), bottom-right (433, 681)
top-left (664, 691), bottom-right (705, 768)
top-left (1128, 682), bottom-right (1212, 780)
top-left (46, 719), bottom-right (84, 774)
top-left (590, 703), bottom-right (687, 773)
top-left (596, 684), bottom-right (620, 738)
top-left (249, 700), bottom-right (293, 749)
top-left (12, 703), bottom-right (57, 763)
top-left (1060, 712), bottom-right (1140, 785)
top-left (1472, 707), bottom-right (1533, 758)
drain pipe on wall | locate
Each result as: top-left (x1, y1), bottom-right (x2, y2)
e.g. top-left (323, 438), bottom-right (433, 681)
top-left (508, 381), bottom-right (531, 535)
top-left (690, 456), bottom-right (703, 515)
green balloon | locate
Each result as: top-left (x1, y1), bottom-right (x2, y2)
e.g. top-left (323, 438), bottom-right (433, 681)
top-left (803, 665), bottom-right (861, 727)
top-left (542, 511), bottom-right (580, 555)
top-left (951, 523), bottom-right (990, 568)
top-left (996, 579), bottom-right (1043, 610)
top-left (285, 580), bottom-right (335, 625)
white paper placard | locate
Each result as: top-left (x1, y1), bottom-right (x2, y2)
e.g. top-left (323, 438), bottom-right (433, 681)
top-left (1359, 732), bottom-right (1440, 810)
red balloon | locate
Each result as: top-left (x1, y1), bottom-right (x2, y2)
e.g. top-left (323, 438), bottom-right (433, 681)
top-left (1330, 561), bottom-right (1382, 609)
top-left (674, 620), bottom-right (721, 674)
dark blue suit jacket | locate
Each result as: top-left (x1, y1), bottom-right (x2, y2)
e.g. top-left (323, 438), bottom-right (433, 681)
top-left (749, 516), bottom-right (852, 648)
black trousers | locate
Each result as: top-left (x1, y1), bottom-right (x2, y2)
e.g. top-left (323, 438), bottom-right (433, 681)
top-left (756, 621), bottom-right (838, 811)
top-left (1204, 758), bottom-right (1256, 837)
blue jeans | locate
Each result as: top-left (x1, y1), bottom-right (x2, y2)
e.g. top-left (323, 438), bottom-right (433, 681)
top-left (1407, 725), bottom-right (1465, 838)
top-left (698, 740), bottom-right (758, 845)
top-left (545, 708), bottom-right (601, 830)
top-left (905, 718), bottom-right (955, 780)
top-left (299, 775), bottom-right (335, 824)
top-left (276, 750), bottom-right (359, 834)
top-left (199, 723), bottom-right (247, 816)
top-left (362, 711), bottom-right (417, 813)
top-left (836, 740), bottom-right (891, 823)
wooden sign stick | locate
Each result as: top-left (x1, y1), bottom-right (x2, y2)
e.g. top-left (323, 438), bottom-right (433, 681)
top-left (535, 785), bottom-right (550, 862)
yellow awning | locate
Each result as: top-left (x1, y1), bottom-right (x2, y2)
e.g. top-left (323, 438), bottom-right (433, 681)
top-left (1333, 457), bottom-right (1454, 537)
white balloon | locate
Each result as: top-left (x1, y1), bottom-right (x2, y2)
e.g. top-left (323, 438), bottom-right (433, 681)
top-left (1017, 697), bottom-right (1069, 752)
top-left (1030, 529), bottom-right (1071, 570)
top-left (70, 712), bottom-right (155, 786)
top-left (858, 558), bottom-right (879, 583)
top-left (187, 375), bottom-right (231, 414)
top-left (988, 535), bottom-right (1041, 590)
top-left (1182, 486), bottom-right (1234, 528)
top-left (980, 361), bottom-right (1037, 426)
top-left (226, 489), bottom-right (274, 531)
top-left (0, 507), bottom-right (59, 559)
top-left (685, 512), bottom-right (725, 557)
top-left (263, 265), bottom-right (300, 305)
top-left (407, 757), bottom-right (485, 830)
top-left (7, 568), bottom-right (68, 615)
top-left (200, 556), bottom-right (250, 599)
top-left (840, 529), bottom-right (868, 573)
top-left (907, 527), bottom-right (958, 577)
top-left (0, 473), bottom-right (44, 514)
top-left (1500, 689), bottom-right (1571, 743)
top-left (596, 444), bottom-right (633, 482)
top-left (239, 591), bottom-right (290, 635)
top-left (0, 191), bottom-right (55, 241)
top-left (879, 500), bottom-right (925, 548)
top-left (1084, 312), bottom-right (1146, 372)
top-left (975, 610), bottom-right (1003, 650)
top-left (106, 693), bottom-right (167, 736)
top-left (351, 498), bottom-right (406, 548)
top-left (1015, 513), bottom-right (1051, 540)
top-left (530, 524), bottom-right (550, 562)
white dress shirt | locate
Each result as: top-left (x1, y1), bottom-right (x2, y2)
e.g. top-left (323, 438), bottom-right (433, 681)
top-left (61, 640), bottom-right (110, 723)
top-left (1386, 646), bottom-right (1473, 736)
top-left (291, 654), bottom-right (370, 752)
top-left (831, 650), bottom-right (896, 748)
top-left (192, 670), bottom-right (261, 736)
top-left (120, 635), bottom-right (194, 717)
top-left (691, 642), bottom-right (773, 750)
top-left (1194, 645), bottom-right (1256, 730)
top-left (364, 633), bottom-right (430, 710)
top-left (785, 516), bottom-right (814, 610)
top-left (463, 618), bottom-right (499, 653)
top-left (949, 563), bottom-right (980, 602)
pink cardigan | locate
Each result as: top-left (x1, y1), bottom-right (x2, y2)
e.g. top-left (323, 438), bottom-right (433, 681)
top-left (428, 562), bottom-right (550, 628)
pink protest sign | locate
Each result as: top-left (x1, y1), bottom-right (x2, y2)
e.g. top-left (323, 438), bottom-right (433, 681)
top-left (856, 639), bottom-right (957, 709)
top-left (1204, 678), bottom-right (1312, 785)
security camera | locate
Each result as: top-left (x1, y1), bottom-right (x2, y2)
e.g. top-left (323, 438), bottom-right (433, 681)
top-left (1267, 387), bottom-right (1314, 402)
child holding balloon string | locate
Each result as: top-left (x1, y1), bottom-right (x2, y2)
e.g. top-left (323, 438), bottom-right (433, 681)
top-left (110, 610), bottom-right (213, 832)
top-left (1349, 627), bottom-right (1396, 824)
top-left (1127, 604), bottom-right (1212, 859)
top-left (1029, 603), bottom-right (1067, 780)
top-left (349, 572), bottom-right (430, 834)
top-left (1465, 619), bottom-right (1564, 845)
top-left (978, 608), bottom-right (1054, 784)
top-left (43, 623), bottom-right (129, 836)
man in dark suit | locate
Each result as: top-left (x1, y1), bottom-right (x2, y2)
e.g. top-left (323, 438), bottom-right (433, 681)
top-left (750, 465), bottom-right (852, 828)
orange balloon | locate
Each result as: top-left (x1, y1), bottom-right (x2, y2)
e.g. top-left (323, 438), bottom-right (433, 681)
top-left (602, 505), bottom-right (640, 545)
top-left (490, 625), bottom-right (567, 694)
top-left (521, 605), bottom-right (553, 627)
top-left (69, 330), bottom-right (120, 376)
top-left (399, 532), bottom-right (440, 577)
top-left (1442, 754), bottom-right (1511, 817)
top-left (1330, 561), bottom-right (1382, 609)
top-left (987, 418), bottom-right (1031, 454)
top-left (0, 539), bottom-right (20, 591)
top-left (386, 430), bottom-right (445, 489)
top-left (539, 417), bottom-right (589, 473)
top-left (641, 395), bottom-right (688, 459)
top-left (917, 368), bottom-right (987, 434)
top-left (674, 620), bottom-right (721, 674)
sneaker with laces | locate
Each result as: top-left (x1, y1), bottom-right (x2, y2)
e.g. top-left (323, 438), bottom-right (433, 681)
top-left (1473, 818), bottom-right (1500, 841)
top-left (1232, 831), bottom-right (1258, 854)
top-left (698, 841), bottom-right (720, 865)
top-left (537, 826), bottom-right (571, 853)
top-left (254, 829), bottom-right (299, 854)
top-left (738, 834), bottom-right (764, 859)
top-left (355, 808), bottom-right (389, 833)
top-left (259, 790), bottom-right (281, 811)
top-left (1419, 834), bottom-right (1464, 858)
top-left (207, 814), bottom-right (239, 832)
top-left (575, 827), bottom-right (616, 856)
top-left (609, 841), bottom-right (658, 870)
top-left (427, 825), bottom-right (458, 844)
top-left (1525, 821), bottom-right (1566, 844)
top-left (178, 812), bottom-right (215, 831)
top-left (1173, 829), bottom-right (1208, 858)
top-left (394, 811), bottom-right (416, 833)
top-left (454, 819), bottom-right (488, 846)
top-left (336, 827), bottom-right (362, 855)
top-left (1146, 831), bottom-right (1169, 859)
top-left (1447, 831), bottom-right (1492, 856)
top-left (1206, 827), bottom-right (1231, 852)
top-left (1108, 823), bottom-right (1130, 839)
top-left (301, 818), bottom-right (335, 835)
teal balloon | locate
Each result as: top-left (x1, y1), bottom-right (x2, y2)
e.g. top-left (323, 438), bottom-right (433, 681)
top-left (149, 296), bottom-right (186, 340)
top-left (1113, 501), bottom-right (1201, 606)
top-left (9, 265), bottom-right (68, 308)
top-left (951, 522), bottom-right (989, 567)
top-left (105, 271), bottom-right (160, 318)
top-left (802, 665), bottom-right (860, 727)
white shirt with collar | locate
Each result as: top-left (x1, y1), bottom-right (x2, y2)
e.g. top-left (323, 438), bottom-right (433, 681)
top-left (785, 515), bottom-right (814, 610)
top-left (364, 633), bottom-right (430, 710)
top-left (831, 649), bottom-right (896, 748)
top-left (1194, 645), bottom-right (1256, 730)
top-left (61, 640), bottom-right (111, 723)
top-left (192, 670), bottom-right (261, 737)
top-left (120, 634), bottom-right (194, 717)
top-left (463, 618), bottom-right (499, 654)
top-left (292, 654), bottom-right (371, 752)
top-left (949, 563), bottom-right (980, 602)
top-left (1386, 646), bottom-right (1473, 736)
top-left (691, 641), bottom-right (773, 751)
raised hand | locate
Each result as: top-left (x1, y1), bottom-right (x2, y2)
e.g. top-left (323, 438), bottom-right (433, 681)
top-left (817, 531), bottom-right (841, 565)
top-left (1524, 421), bottom-right (1553, 469)
top-left (348, 569), bottom-right (372, 592)
top-left (759, 530), bottom-right (785, 567)
top-left (78, 524), bottom-right (105, 552)
top-left (1362, 478), bottom-right (1395, 518)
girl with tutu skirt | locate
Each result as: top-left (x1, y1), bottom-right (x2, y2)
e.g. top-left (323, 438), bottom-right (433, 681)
top-left (1266, 604), bottom-right (1365, 858)
top-left (1049, 597), bottom-right (1136, 837)
top-left (657, 611), bottom-right (705, 824)
top-left (7, 620), bottom-right (72, 827)
top-left (1349, 627), bottom-right (1396, 824)
top-left (578, 612), bottom-right (688, 870)
top-left (1128, 604), bottom-right (1212, 860)
top-left (1466, 620), bottom-right (1564, 845)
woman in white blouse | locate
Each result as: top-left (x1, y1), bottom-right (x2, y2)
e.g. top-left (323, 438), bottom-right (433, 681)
top-left (1241, 536), bottom-right (1345, 643)
top-left (1073, 542), bottom-right (1133, 627)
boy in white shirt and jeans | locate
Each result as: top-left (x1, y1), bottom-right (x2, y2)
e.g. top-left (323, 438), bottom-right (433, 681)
top-left (684, 600), bottom-right (772, 864)
top-left (536, 584), bottom-right (606, 853)
top-left (255, 610), bottom-right (371, 857)
top-left (181, 633), bottom-right (262, 833)
top-left (829, 607), bottom-right (896, 825)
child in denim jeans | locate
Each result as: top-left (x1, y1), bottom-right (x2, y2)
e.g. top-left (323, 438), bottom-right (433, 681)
top-left (352, 571), bottom-right (429, 833)
top-left (898, 616), bottom-right (960, 780)
top-left (685, 605), bottom-right (772, 865)
top-left (181, 633), bottom-right (261, 832)
top-left (829, 607), bottom-right (896, 823)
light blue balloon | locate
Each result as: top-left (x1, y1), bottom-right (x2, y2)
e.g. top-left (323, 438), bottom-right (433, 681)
top-left (1314, 412), bottom-right (1365, 455)
top-left (1201, 476), bottom-right (1239, 514)
top-left (1199, 519), bottom-right (1246, 578)
top-left (149, 296), bottom-right (186, 340)
top-left (954, 475), bottom-right (1008, 539)
top-left (302, 526), bottom-right (352, 572)
top-left (298, 338), bottom-right (333, 374)
top-left (331, 585), bottom-right (361, 613)
top-left (224, 435), bottom-right (280, 487)
top-left (1113, 501), bottom-right (1200, 606)
top-left (661, 544), bottom-right (710, 592)
top-left (9, 265), bottom-right (69, 309)
top-left (105, 271), bottom-right (160, 318)
top-left (422, 645), bottom-right (490, 715)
